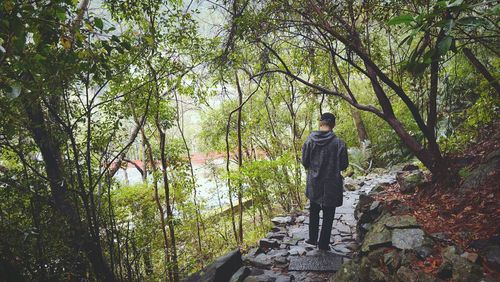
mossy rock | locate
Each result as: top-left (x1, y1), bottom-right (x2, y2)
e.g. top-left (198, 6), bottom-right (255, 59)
top-left (361, 214), bottom-right (392, 253)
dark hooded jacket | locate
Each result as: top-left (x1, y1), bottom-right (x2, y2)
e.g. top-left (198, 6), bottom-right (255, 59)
top-left (301, 131), bottom-right (348, 207)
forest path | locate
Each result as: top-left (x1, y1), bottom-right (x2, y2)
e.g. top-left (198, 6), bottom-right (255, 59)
top-left (240, 172), bottom-right (397, 281)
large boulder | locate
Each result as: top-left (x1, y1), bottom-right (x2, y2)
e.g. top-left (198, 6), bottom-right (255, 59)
top-left (186, 249), bottom-right (243, 282)
top-left (361, 214), bottom-right (392, 252)
top-left (461, 149), bottom-right (500, 190)
top-left (396, 170), bottom-right (424, 194)
top-left (229, 267), bottom-right (250, 282)
top-left (391, 228), bottom-right (425, 250)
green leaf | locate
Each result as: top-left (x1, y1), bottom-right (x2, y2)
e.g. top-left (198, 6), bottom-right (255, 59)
top-left (438, 36), bottom-right (452, 55)
top-left (457, 17), bottom-right (488, 27)
top-left (399, 34), bottom-right (414, 47)
top-left (388, 15), bottom-right (414, 25)
top-left (447, 0), bottom-right (464, 8)
top-left (489, 4), bottom-right (500, 15)
top-left (94, 17), bottom-right (104, 30)
top-left (56, 9), bottom-right (66, 21)
top-left (120, 40), bottom-right (132, 50)
top-left (423, 50), bottom-right (434, 64)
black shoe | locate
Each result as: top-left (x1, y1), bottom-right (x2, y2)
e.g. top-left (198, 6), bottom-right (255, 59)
top-left (305, 239), bottom-right (317, 246)
top-left (318, 245), bottom-right (331, 251)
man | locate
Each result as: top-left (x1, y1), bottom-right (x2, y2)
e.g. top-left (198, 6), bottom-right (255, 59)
top-left (301, 112), bottom-right (349, 251)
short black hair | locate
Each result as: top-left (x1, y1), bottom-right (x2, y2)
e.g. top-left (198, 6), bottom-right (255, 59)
top-left (320, 112), bottom-right (336, 127)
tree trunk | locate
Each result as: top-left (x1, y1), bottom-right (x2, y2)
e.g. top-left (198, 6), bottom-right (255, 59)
top-left (462, 47), bottom-right (500, 95)
top-left (235, 72), bottom-right (244, 244)
top-left (143, 132), bottom-right (172, 282)
top-left (350, 107), bottom-right (369, 143)
top-left (23, 96), bottom-right (115, 281)
top-left (157, 122), bottom-right (179, 282)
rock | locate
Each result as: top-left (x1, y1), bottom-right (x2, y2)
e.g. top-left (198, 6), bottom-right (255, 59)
top-left (468, 236), bottom-right (500, 250)
top-left (361, 229), bottom-right (391, 252)
top-left (396, 266), bottom-right (418, 282)
top-left (436, 261), bottom-right (452, 279)
top-left (369, 267), bottom-right (387, 282)
top-left (484, 245), bottom-right (500, 270)
top-left (296, 215), bottom-right (306, 223)
top-left (430, 232), bottom-right (452, 243)
top-left (416, 271), bottom-right (441, 282)
top-left (282, 236), bottom-right (302, 246)
top-left (271, 216), bottom-right (293, 225)
top-left (245, 247), bottom-right (263, 258)
top-left (384, 215), bottom-right (419, 229)
top-left (273, 256), bottom-right (288, 267)
top-left (332, 244), bottom-right (351, 254)
top-left (185, 248), bottom-right (242, 282)
top-left (402, 164), bottom-right (419, 171)
top-left (344, 177), bottom-right (358, 191)
top-left (441, 245), bottom-right (483, 282)
top-left (354, 194), bottom-right (375, 220)
top-left (245, 253), bottom-right (272, 269)
top-left (415, 246), bottom-right (434, 259)
top-left (461, 149), bottom-right (500, 190)
top-left (392, 229), bottom-right (425, 250)
top-left (396, 170), bottom-right (424, 194)
top-left (259, 239), bottom-right (279, 250)
top-left (361, 214), bottom-right (392, 252)
top-left (289, 253), bottom-right (343, 271)
top-left (332, 259), bottom-right (362, 282)
top-left (460, 251), bottom-right (478, 263)
top-left (399, 250), bottom-right (419, 267)
top-left (288, 246), bottom-right (307, 256)
top-left (370, 184), bottom-right (385, 193)
top-left (366, 247), bottom-right (386, 261)
top-left (229, 267), bottom-right (250, 282)
top-left (243, 274), bottom-right (274, 282)
top-left (369, 201), bottom-right (380, 212)
top-left (451, 256), bottom-right (483, 281)
top-left (266, 232), bottom-right (285, 240)
top-left (270, 226), bottom-right (287, 233)
top-left (442, 246), bottom-right (459, 261)
top-left (266, 249), bottom-right (288, 259)
top-left (383, 250), bottom-right (401, 273)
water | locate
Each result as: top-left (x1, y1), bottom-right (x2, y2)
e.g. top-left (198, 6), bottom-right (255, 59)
top-left (114, 158), bottom-right (231, 211)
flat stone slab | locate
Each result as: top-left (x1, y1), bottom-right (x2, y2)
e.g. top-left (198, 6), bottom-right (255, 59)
top-left (288, 253), bottom-right (343, 271)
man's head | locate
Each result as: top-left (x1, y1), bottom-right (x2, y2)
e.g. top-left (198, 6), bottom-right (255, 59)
top-left (319, 112), bottom-right (336, 131)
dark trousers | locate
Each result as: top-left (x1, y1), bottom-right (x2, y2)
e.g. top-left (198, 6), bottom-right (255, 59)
top-left (309, 201), bottom-right (336, 249)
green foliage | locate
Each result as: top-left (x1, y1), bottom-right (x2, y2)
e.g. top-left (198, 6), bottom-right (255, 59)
top-left (348, 140), bottom-right (373, 175)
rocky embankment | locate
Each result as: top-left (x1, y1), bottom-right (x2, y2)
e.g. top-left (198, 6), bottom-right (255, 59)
top-left (185, 171), bottom-right (398, 281)
top-left (185, 164), bottom-right (499, 281)
top-left (335, 165), bottom-right (500, 282)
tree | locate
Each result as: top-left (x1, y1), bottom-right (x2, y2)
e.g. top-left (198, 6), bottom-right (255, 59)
top-left (219, 0), bottom-right (499, 178)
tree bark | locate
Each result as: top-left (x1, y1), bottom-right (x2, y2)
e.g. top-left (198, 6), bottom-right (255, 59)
top-left (23, 95), bottom-right (115, 281)
top-left (351, 107), bottom-right (369, 142)
top-left (462, 47), bottom-right (500, 95)
top-left (235, 72), bottom-right (244, 244)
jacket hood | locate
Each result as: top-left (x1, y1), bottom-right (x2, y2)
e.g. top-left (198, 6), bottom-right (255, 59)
top-left (309, 130), bottom-right (336, 146)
